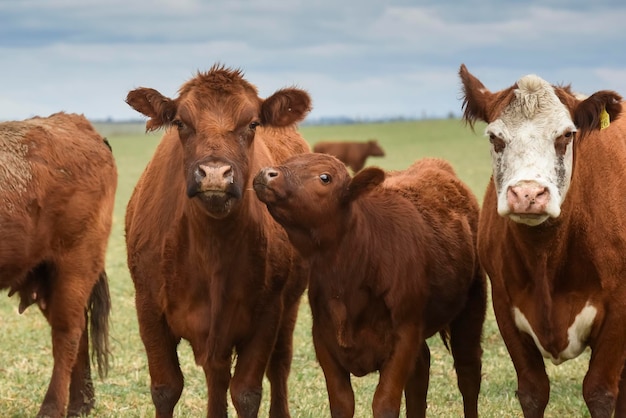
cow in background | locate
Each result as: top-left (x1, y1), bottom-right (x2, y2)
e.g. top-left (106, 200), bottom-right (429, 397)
top-left (254, 154), bottom-right (486, 417)
top-left (460, 63), bottom-right (626, 417)
top-left (125, 64), bottom-right (311, 417)
top-left (1, 112), bottom-right (115, 417)
top-left (313, 139), bottom-right (385, 172)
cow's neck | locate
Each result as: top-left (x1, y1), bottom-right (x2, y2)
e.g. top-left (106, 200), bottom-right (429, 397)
top-left (508, 212), bottom-right (574, 354)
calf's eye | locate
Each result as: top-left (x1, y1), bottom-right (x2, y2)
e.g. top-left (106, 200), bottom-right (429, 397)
top-left (319, 173), bottom-right (331, 184)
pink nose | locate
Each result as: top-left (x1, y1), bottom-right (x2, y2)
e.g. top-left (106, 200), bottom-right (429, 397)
top-left (506, 181), bottom-right (550, 214)
top-left (196, 163), bottom-right (234, 189)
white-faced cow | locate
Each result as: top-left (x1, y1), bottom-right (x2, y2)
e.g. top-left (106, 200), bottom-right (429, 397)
top-left (254, 154), bottom-right (486, 417)
top-left (125, 64), bottom-right (311, 418)
top-left (1, 112), bottom-right (115, 417)
top-left (460, 64), bottom-right (626, 417)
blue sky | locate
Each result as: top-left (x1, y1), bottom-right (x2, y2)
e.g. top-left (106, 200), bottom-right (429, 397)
top-left (1, 0), bottom-right (625, 122)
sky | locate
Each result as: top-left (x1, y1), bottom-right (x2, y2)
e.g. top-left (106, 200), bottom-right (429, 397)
top-left (1, 0), bottom-right (626, 123)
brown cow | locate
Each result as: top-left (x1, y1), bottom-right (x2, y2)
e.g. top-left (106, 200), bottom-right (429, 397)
top-left (313, 139), bottom-right (385, 172)
top-left (125, 64), bottom-right (311, 417)
top-left (1, 112), bottom-right (115, 417)
top-left (253, 154), bottom-right (486, 417)
top-left (460, 64), bottom-right (626, 417)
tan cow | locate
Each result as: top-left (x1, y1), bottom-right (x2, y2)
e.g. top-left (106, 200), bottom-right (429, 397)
top-left (1, 112), bottom-right (115, 417)
top-left (125, 64), bottom-right (311, 417)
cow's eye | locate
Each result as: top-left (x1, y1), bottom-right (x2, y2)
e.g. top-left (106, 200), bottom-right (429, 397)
top-left (555, 130), bottom-right (574, 155)
top-left (319, 173), bottom-right (331, 184)
top-left (172, 119), bottom-right (184, 130)
top-left (488, 133), bottom-right (506, 153)
top-left (249, 121), bottom-right (260, 130)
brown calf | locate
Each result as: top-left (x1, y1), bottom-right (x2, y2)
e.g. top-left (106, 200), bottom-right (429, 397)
top-left (313, 139), bottom-right (385, 172)
top-left (125, 64), bottom-right (311, 417)
top-left (254, 154), bottom-right (486, 417)
top-left (1, 112), bottom-right (115, 417)
top-left (460, 64), bottom-right (626, 417)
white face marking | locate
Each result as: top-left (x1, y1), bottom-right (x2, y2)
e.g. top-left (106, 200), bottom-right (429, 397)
top-left (485, 75), bottom-right (576, 226)
top-left (513, 302), bottom-right (597, 365)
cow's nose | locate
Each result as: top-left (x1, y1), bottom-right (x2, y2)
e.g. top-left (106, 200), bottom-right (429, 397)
top-left (507, 181), bottom-right (550, 214)
top-left (262, 167), bottom-right (280, 181)
top-left (196, 163), bottom-right (234, 188)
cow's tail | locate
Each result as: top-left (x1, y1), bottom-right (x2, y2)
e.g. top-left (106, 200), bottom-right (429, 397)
top-left (88, 270), bottom-right (112, 378)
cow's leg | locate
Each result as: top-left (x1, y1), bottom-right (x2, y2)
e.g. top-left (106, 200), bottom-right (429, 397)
top-left (265, 299), bottom-right (301, 418)
top-left (203, 358), bottom-right (232, 418)
top-left (448, 274), bottom-right (486, 418)
top-left (229, 304), bottom-right (284, 418)
top-left (491, 291), bottom-right (549, 418)
top-left (37, 266), bottom-right (92, 418)
top-left (583, 333), bottom-right (624, 418)
top-left (615, 362), bottom-right (626, 417)
top-left (404, 342), bottom-right (430, 418)
top-left (135, 295), bottom-right (184, 418)
top-left (67, 311), bottom-right (95, 417)
top-left (372, 323), bottom-right (421, 418)
top-left (312, 322), bottom-right (355, 418)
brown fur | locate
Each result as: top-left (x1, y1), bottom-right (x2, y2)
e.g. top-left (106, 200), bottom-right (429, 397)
top-left (125, 64), bottom-right (311, 418)
top-left (460, 64), bottom-right (626, 417)
top-left (313, 139), bottom-right (385, 172)
top-left (1, 112), bottom-right (115, 417)
top-left (254, 154), bottom-right (486, 417)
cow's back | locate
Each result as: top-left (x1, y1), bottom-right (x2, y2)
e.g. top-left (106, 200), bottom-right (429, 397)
top-left (313, 141), bottom-right (347, 159)
top-left (262, 126), bottom-right (310, 163)
top-left (385, 158), bottom-right (479, 235)
top-left (0, 113), bottom-right (117, 284)
top-left (384, 158), bottom-right (481, 333)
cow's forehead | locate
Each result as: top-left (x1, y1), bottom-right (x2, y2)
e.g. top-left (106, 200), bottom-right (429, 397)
top-left (494, 74), bottom-right (574, 131)
top-left (176, 88), bottom-right (260, 131)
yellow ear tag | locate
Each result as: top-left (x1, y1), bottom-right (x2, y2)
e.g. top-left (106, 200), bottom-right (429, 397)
top-left (600, 108), bottom-right (610, 130)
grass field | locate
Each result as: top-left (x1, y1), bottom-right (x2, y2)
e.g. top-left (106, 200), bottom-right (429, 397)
top-left (0, 119), bottom-right (592, 417)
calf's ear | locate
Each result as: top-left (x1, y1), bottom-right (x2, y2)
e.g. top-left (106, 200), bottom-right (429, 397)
top-left (345, 167), bottom-right (385, 202)
top-left (126, 88), bottom-right (177, 132)
top-left (261, 88), bottom-right (312, 127)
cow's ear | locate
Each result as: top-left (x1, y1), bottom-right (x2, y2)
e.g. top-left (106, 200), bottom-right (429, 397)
top-left (261, 88), bottom-right (312, 127)
top-left (126, 88), bottom-right (177, 132)
top-left (459, 64), bottom-right (497, 129)
top-left (344, 167), bottom-right (385, 203)
top-left (574, 90), bottom-right (623, 137)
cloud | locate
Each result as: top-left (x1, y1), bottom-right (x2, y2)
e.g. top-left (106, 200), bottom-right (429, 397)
top-left (0, 0), bottom-right (625, 121)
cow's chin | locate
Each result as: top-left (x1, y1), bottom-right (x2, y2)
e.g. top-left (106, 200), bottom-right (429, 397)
top-left (507, 213), bottom-right (551, 227)
top-left (195, 191), bottom-right (238, 219)
top-left (253, 186), bottom-right (276, 205)
top-left (253, 183), bottom-right (288, 206)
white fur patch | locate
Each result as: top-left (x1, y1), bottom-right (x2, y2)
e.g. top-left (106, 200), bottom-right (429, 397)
top-left (485, 74), bottom-right (577, 224)
top-left (513, 302), bottom-right (597, 365)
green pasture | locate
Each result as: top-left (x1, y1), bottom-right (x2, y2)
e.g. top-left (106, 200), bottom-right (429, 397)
top-left (0, 119), bottom-right (592, 417)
